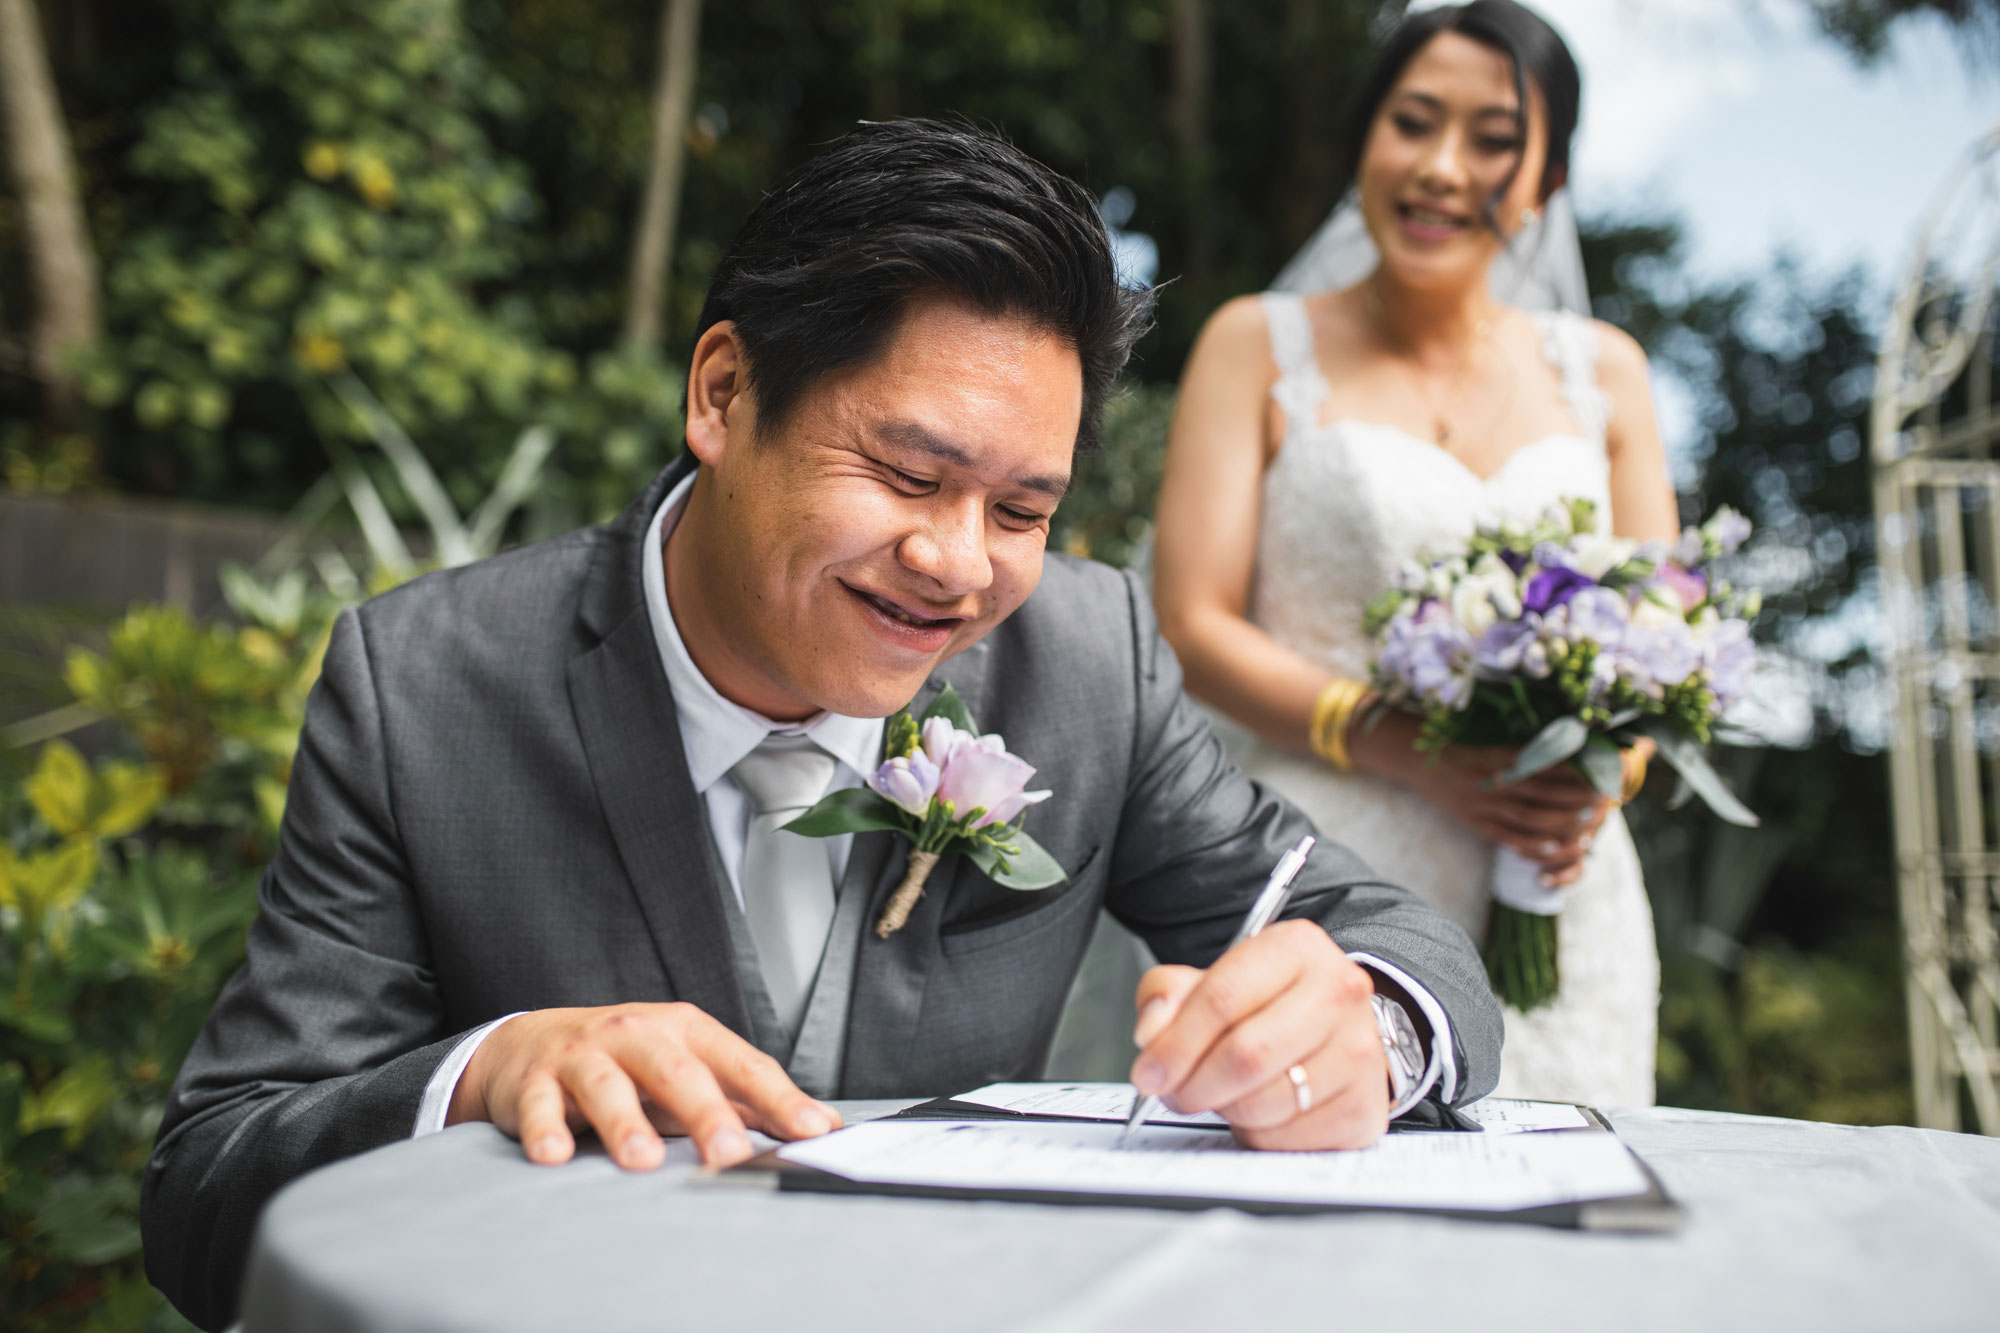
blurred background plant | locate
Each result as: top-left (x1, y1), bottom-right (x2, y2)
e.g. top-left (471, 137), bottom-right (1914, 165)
top-left (0, 586), bottom-right (328, 1332)
top-left (3, 0), bottom-right (1995, 1324)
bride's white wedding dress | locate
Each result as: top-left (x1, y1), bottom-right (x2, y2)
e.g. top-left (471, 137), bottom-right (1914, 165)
top-left (1240, 291), bottom-right (1658, 1107)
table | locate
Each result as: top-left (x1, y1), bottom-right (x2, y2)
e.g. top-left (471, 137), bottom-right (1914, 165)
top-left (239, 1101), bottom-right (2000, 1332)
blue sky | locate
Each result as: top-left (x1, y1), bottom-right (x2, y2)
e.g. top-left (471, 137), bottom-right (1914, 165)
top-left (1534, 0), bottom-right (1995, 286)
top-left (1525, 3), bottom-right (1996, 748)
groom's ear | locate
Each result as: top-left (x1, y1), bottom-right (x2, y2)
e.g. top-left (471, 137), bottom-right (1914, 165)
top-left (685, 320), bottom-right (755, 467)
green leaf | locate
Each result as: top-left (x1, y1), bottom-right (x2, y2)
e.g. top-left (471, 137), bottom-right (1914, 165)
top-left (1574, 736), bottom-right (1627, 800)
top-left (1642, 723), bottom-right (1760, 827)
top-left (19, 1056), bottom-right (120, 1149)
top-left (89, 761), bottom-right (169, 839)
top-left (781, 787), bottom-right (911, 838)
top-left (919, 681), bottom-right (977, 736)
top-left (38, 1179), bottom-right (141, 1265)
top-left (0, 1006), bottom-right (75, 1044)
top-left (25, 740), bottom-right (93, 836)
top-left (963, 829), bottom-right (1068, 890)
top-left (0, 841), bottom-right (101, 916)
top-left (24, 741), bottom-right (166, 840)
top-left (1501, 715), bottom-right (1590, 784)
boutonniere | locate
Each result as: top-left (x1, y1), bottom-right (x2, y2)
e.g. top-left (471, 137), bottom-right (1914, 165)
top-left (783, 684), bottom-right (1065, 938)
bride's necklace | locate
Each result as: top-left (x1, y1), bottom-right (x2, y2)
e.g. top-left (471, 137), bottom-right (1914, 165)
top-left (1363, 286), bottom-right (1510, 448)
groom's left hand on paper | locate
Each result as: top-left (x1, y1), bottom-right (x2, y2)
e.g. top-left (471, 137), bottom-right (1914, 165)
top-left (1129, 920), bottom-right (1389, 1150)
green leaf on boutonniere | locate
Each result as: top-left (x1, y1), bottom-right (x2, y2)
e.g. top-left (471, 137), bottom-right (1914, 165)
top-left (919, 682), bottom-right (977, 736)
top-left (965, 828), bottom-right (1067, 890)
top-left (782, 787), bottom-right (910, 838)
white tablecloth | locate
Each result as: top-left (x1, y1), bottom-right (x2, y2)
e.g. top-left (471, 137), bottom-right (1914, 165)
top-left (239, 1101), bottom-right (2000, 1332)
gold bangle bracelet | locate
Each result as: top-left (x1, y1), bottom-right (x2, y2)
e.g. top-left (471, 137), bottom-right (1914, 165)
top-left (1309, 679), bottom-right (1368, 773)
top-left (1620, 748), bottom-right (1649, 804)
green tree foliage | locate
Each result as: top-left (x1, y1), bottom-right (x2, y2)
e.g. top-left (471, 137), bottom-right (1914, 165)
top-left (6, 0), bottom-right (1392, 517)
top-left (0, 593), bottom-right (337, 1331)
top-left (1582, 215), bottom-right (1910, 1124)
top-left (5, 0), bottom-right (682, 526)
top-left (1810, 0), bottom-right (2000, 62)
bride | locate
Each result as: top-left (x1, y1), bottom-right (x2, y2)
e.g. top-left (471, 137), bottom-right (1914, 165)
top-left (1150, 0), bottom-right (1678, 1106)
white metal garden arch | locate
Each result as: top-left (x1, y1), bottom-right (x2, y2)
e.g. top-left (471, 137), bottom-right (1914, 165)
top-left (1873, 121), bottom-right (2000, 1134)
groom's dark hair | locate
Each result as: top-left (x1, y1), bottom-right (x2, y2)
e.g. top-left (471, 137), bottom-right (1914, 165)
top-left (693, 119), bottom-right (1153, 454)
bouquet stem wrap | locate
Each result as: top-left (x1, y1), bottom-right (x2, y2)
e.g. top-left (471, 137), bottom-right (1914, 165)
top-left (1484, 848), bottom-right (1567, 1011)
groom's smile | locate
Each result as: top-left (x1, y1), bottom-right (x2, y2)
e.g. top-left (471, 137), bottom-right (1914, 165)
top-left (670, 295), bottom-right (1083, 722)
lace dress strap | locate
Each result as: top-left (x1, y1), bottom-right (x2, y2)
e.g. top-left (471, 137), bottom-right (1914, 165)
top-left (1528, 308), bottom-right (1612, 442)
top-left (1261, 291), bottom-right (1329, 437)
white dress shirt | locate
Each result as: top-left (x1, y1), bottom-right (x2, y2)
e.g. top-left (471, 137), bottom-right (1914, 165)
top-left (413, 472), bottom-right (1451, 1135)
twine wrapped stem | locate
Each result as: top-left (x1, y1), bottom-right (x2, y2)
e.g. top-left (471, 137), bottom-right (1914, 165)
top-left (875, 849), bottom-right (942, 938)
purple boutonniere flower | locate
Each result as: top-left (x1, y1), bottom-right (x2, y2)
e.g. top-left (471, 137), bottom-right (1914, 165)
top-left (785, 684), bottom-right (1065, 938)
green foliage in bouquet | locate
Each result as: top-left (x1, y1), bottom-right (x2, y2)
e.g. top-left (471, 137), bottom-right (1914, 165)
top-left (0, 589), bottom-right (338, 1331)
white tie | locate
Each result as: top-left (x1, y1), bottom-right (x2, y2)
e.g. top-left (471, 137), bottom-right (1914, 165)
top-left (730, 734), bottom-right (839, 1036)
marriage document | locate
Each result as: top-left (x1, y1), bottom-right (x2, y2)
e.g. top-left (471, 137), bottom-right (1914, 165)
top-left (777, 1117), bottom-right (1650, 1213)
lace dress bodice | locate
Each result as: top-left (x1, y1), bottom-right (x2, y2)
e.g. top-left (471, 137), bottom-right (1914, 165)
top-left (1250, 292), bottom-right (1613, 681)
top-left (1238, 291), bottom-right (1658, 1107)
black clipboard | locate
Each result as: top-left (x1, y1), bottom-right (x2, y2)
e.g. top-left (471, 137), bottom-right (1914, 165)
top-left (889, 1091), bottom-right (1484, 1133)
top-left (715, 1097), bottom-right (1684, 1233)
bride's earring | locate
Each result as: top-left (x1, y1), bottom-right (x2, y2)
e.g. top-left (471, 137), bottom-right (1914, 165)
top-left (1519, 207), bottom-right (1539, 230)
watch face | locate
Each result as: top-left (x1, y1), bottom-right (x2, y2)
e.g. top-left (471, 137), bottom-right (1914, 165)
top-left (1373, 994), bottom-right (1425, 1082)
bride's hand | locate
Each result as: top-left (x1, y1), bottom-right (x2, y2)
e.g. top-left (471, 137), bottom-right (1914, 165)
top-left (1348, 713), bottom-right (1614, 886)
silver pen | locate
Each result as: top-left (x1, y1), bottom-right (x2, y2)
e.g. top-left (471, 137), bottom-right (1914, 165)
top-left (1118, 833), bottom-right (1316, 1148)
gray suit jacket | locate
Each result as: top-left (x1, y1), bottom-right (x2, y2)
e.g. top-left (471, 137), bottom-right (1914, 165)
top-left (143, 455), bottom-right (1501, 1329)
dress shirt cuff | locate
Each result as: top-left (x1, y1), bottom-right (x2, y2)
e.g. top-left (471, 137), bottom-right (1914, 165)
top-left (1344, 953), bottom-right (1456, 1113)
top-left (413, 1013), bottom-right (526, 1138)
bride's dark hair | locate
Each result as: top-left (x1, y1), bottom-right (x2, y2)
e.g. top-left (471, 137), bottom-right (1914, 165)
top-left (1338, 0), bottom-right (1580, 232)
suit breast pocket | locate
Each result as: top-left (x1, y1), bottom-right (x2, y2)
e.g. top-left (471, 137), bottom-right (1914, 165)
top-left (937, 845), bottom-right (1103, 957)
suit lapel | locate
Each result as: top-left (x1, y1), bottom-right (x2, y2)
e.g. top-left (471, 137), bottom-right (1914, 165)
top-left (842, 638), bottom-right (993, 1093)
top-left (566, 454), bottom-right (753, 1039)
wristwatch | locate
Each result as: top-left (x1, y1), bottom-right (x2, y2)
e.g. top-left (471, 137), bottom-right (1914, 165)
top-left (1371, 992), bottom-right (1428, 1118)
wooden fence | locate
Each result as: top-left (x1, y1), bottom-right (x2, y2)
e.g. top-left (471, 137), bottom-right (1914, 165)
top-left (1, 490), bottom-right (291, 617)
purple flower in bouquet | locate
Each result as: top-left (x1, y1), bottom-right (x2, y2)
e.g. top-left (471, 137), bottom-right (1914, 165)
top-left (1559, 586), bottom-right (1631, 646)
top-left (1699, 618), bottom-right (1756, 706)
top-left (1380, 602), bottom-right (1476, 709)
top-left (1653, 564), bottom-right (1708, 612)
top-left (1708, 508), bottom-right (1752, 554)
top-left (1522, 565), bottom-right (1595, 614)
top-left (1475, 616), bottom-right (1549, 678)
top-left (1620, 620), bottom-right (1702, 692)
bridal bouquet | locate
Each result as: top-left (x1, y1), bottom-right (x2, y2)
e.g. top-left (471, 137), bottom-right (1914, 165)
top-left (1363, 499), bottom-right (1761, 1010)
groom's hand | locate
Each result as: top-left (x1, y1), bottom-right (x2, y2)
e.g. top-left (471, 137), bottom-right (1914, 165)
top-left (447, 1003), bottom-right (841, 1170)
top-left (1130, 920), bottom-right (1389, 1150)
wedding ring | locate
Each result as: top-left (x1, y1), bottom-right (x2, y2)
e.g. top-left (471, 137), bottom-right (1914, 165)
top-left (1287, 1063), bottom-right (1313, 1115)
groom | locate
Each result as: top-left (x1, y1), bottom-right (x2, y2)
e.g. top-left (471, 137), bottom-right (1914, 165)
top-left (143, 120), bottom-right (1501, 1330)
